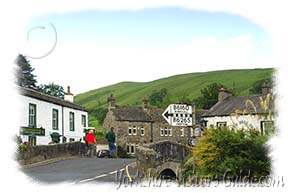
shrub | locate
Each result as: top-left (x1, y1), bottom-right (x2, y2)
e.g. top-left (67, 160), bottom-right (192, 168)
top-left (183, 128), bottom-right (271, 181)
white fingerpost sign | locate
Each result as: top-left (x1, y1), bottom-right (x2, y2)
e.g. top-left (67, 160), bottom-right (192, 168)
top-left (162, 104), bottom-right (193, 126)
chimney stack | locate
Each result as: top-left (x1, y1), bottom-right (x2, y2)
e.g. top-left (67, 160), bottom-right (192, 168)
top-left (142, 97), bottom-right (148, 111)
top-left (108, 94), bottom-right (116, 110)
top-left (262, 80), bottom-right (271, 95)
top-left (64, 86), bottom-right (74, 103)
top-left (218, 86), bottom-right (231, 102)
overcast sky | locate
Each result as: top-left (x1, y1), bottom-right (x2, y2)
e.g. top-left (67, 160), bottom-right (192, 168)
top-left (21, 7), bottom-right (275, 95)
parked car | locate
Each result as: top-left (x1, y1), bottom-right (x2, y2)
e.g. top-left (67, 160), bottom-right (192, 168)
top-left (97, 150), bottom-right (111, 158)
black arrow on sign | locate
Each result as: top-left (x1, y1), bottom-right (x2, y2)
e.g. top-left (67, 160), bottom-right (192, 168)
top-left (163, 111), bottom-right (173, 119)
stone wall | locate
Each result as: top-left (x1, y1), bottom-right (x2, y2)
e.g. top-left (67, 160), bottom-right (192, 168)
top-left (16, 142), bottom-right (86, 165)
top-left (152, 122), bottom-right (190, 145)
top-left (135, 141), bottom-right (192, 179)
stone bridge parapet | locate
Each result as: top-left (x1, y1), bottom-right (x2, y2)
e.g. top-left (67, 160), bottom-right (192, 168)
top-left (135, 140), bottom-right (192, 179)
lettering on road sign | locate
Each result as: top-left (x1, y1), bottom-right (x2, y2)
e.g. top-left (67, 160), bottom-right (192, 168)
top-left (162, 104), bottom-right (193, 126)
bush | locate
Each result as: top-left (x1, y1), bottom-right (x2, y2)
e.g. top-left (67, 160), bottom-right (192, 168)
top-left (183, 128), bottom-right (271, 181)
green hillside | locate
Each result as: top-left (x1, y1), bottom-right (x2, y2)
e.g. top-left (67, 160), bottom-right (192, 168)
top-left (75, 68), bottom-right (274, 127)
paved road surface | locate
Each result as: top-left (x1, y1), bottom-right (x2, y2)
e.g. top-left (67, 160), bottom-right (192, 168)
top-left (22, 157), bottom-right (136, 184)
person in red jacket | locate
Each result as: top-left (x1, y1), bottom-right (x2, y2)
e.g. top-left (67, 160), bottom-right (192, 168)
top-left (86, 130), bottom-right (96, 157)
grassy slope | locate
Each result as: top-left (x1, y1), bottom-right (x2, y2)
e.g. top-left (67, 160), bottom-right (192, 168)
top-left (75, 68), bottom-right (274, 112)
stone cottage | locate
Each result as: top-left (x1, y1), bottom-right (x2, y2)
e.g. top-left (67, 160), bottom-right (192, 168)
top-left (202, 81), bottom-right (275, 135)
top-left (102, 95), bottom-right (206, 155)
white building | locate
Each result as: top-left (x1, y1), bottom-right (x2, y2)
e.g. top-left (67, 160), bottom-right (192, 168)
top-left (202, 81), bottom-right (275, 135)
top-left (19, 86), bottom-right (88, 145)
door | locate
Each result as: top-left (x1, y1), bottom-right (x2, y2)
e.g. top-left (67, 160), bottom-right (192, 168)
top-left (28, 135), bottom-right (36, 146)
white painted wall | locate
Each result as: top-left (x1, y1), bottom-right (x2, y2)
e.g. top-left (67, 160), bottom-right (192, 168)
top-left (19, 95), bottom-right (88, 145)
top-left (203, 114), bottom-right (274, 132)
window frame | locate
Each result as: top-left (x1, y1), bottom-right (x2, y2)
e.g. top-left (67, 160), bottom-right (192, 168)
top-left (28, 103), bottom-right (37, 128)
top-left (164, 127), bottom-right (168, 136)
top-left (128, 126), bottom-right (132, 135)
top-left (260, 121), bottom-right (274, 135)
top-left (216, 122), bottom-right (227, 128)
top-left (140, 127), bottom-right (145, 136)
top-left (160, 127), bottom-right (164, 136)
top-left (52, 109), bottom-right (59, 130)
top-left (132, 126), bottom-right (137, 135)
top-left (69, 112), bottom-right (75, 131)
top-left (126, 144), bottom-right (136, 155)
top-left (201, 120), bottom-right (208, 127)
top-left (168, 128), bottom-right (172, 136)
top-left (81, 114), bottom-right (87, 127)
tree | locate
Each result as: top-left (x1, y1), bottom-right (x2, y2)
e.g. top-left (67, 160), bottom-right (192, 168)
top-left (148, 88), bottom-right (168, 107)
top-left (183, 128), bottom-right (271, 181)
top-left (193, 83), bottom-right (236, 109)
top-left (15, 54), bottom-right (37, 88)
top-left (89, 108), bottom-right (108, 126)
top-left (193, 83), bottom-right (222, 109)
top-left (176, 91), bottom-right (192, 104)
top-left (37, 83), bottom-right (65, 99)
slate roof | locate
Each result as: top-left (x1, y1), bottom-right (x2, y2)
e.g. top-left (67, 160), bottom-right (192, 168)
top-left (19, 87), bottom-right (87, 112)
top-left (202, 94), bottom-right (274, 117)
top-left (111, 106), bottom-right (152, 122)
top-left (148, 108), bottom-right (166, 123)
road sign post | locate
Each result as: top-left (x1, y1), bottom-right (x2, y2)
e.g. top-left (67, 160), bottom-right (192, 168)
top-left (162, 104), bottom-right (193, 127)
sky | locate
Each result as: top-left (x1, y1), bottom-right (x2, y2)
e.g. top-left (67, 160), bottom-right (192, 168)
top-left (21, 7), bottom-right (275, 95)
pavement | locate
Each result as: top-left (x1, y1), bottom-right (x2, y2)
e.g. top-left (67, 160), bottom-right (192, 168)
top-left (22, 157), bottom-right (137, 184)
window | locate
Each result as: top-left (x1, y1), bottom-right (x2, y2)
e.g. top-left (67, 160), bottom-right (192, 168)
top-left (140, 127), bottom-right (145, 136)
top-left (201, 120), bottom-right (208, 127)
top-left (69, 112), bottom-right (75, 131)
top-left (164, 127), bottom-right (168, 136)
top-left (260, 121), bottom-right (274, 135)
top-left (131, 145), bottom-right (135, 154)
top-left (161, 127), bottom-right (172, 137)
top-left (52, 109), bottom-right (58, 130)
top-left (216, 122), bottom-right (227, 128)
top-left (28, 103), bottom-right (37, 128)
top-left (132, 126), bottom-right (137, 135)
top-left (69, 138), bottom-right (75, 142)
top-left (180, 128), bottom-right (185, 137)
top-left (128, 126), bottom-right (132, 135)
top-left (194, 128), bottom-right (201, 137)
top-left (126, 144), bottom-right (136, 154)
top-left (81, 115), bottom-right (87, 127)
top-left (168, 128), bottom-right (172, 136)
top-left (160, 128), bottom-right (164, 136)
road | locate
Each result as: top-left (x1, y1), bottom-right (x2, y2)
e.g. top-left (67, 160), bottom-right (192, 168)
top-left (22, 157), bottom-right (137, 184)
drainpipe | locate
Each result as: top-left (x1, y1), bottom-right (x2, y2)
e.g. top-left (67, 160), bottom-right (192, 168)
top-left (150, 122), bottom-right (153, 143)
top-left (62, 106), bottom-right (64, 143)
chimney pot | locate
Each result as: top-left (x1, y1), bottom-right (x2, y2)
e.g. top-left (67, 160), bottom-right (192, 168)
top-left (142, 97), bottom-right (148, 110)
top-left (67, 86), bottom-right (71, 94)
top-left (108, 94), bottom-right (116, 110)
top-left (262, 80), bottom-right (271, 95)
top-left (64, 86), bottom-right (74, 103)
